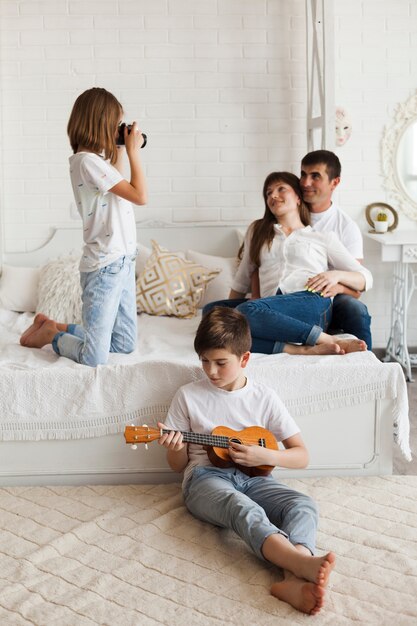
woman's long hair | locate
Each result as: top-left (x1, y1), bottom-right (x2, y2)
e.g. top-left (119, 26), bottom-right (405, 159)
top-left (67, 87), bottom-right (123, 164)
top-left (249, 172), bottom-right (311, 266)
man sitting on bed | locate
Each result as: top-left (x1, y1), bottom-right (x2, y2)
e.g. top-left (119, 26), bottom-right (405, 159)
top-left (157, 307), bottom-right (336, 615)
top-left (300, 149), bottom-right (372, 349)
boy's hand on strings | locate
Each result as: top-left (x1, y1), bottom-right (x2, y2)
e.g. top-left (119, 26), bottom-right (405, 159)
top-left (228, 441), bottom-right (272, 467)
top-left (157, 422), bottom-right (185, 451)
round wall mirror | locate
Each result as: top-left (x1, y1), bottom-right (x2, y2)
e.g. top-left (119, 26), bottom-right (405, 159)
top-left (381, 90), bottom-right (417, 221)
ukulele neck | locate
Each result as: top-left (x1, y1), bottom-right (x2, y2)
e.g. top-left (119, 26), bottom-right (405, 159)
top-left (161, 428), bottom-right (229, 448)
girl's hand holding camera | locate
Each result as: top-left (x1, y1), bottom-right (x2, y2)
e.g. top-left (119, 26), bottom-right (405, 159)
top-left (124, 121), bottom-right (145, 153)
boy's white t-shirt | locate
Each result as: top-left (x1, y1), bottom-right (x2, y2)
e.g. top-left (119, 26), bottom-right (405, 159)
top-left (309, 203), bottom-right (364, 259)
top-left (164, 377), bottom-right (300, 486)
top-left (69, 152), bottom-right (137, 272)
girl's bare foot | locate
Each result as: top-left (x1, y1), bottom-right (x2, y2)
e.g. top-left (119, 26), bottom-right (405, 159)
top-left (21, 320), bottom-right (59, 348)
top-left (271, 577), bottom-right (325, 615)
top-left (20, 313), bottom-right (50, 346)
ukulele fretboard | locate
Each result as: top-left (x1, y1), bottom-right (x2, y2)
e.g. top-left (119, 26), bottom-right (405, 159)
top-left (161, 429), bottom-right (266, 449)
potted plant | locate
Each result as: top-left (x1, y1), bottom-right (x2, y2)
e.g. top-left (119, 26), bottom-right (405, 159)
top-left (374, 210), bottom-right (389, 233)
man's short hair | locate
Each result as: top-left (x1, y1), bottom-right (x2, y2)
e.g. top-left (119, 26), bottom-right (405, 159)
top-left (301, 150), bottom-right (341, 181)
top-left (194, 307), bottom-right (251, 357)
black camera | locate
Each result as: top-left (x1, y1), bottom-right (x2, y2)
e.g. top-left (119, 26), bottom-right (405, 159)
top-left (116, 123), bottom-right (147, 148)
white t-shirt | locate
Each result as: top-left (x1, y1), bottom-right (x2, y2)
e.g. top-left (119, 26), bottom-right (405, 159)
top-left (69, 152), bottom-right (137, 272)
top-left (164, 377), bottom-right (300, 485)
top-left (310, 202), bottom-right (363, 259)
top-left (232, 224), bottom-right (372, 297)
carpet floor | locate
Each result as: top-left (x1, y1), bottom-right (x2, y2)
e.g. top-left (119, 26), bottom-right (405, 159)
top-left (0, 477), bottom-right (416, 625)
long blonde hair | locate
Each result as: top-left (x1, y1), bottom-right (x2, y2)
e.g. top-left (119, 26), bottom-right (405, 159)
top-left (67, 87), bottom-right (122, 165)
top-left (248, 172), bottom-right (311, 266)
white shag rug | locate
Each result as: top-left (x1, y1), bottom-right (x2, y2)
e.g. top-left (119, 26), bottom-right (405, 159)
top-left (0, 476), bottom-right (416, 625)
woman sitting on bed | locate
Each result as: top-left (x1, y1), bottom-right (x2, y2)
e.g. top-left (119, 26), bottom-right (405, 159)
top-left (202, 171), bottom-right (373, 356)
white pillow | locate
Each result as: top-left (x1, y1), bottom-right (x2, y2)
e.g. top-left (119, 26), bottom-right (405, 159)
top-left (186, 250), bottom-right (238, 308)
top-left (36, 256), bottom-right (82, 324)
top-left (135, 243), bottom-right (152, 277)
top-left (0, 264), bottom-right (40, 312)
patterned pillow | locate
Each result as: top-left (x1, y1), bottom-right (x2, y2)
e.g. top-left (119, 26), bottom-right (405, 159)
top-left (136, 240), bottom-right (220, 318)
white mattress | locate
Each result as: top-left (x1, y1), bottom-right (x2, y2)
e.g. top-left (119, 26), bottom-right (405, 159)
top-left (0, 308), bottom-right (411, 460)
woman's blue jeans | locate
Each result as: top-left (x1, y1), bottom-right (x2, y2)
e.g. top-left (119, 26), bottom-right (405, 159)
top-left (52, 255), bottom-right (137, 366)
top-left (203, 291), bottom-right (332, 354)
top-left (184, 466), bottom-right (318, 559)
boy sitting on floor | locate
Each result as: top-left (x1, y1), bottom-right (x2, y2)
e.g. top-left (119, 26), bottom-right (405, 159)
top-left (157, 306), bottom-right (335, 615)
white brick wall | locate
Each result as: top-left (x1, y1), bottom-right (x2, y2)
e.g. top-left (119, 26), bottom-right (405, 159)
top-left (0, 0), bottom-right (416, 348)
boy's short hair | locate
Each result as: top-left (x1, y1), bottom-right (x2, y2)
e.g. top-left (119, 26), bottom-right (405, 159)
top-left (194, 307), bottom-right (251, 357)
top-left (301, 149), bottom-right (341, 181)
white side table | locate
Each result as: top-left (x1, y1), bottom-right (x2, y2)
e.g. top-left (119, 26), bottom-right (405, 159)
top-left (365, 230), bottom-right (417, 381)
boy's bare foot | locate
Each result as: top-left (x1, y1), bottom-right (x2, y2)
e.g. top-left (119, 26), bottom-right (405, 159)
top-left (20, 313), bottom-right (50, 346)
top-left (299, 551), bottom-right (336, 586)
top-left (21, 320), bottom-right (59, 348)
top-left (271, 577), bottom-right (325, 615)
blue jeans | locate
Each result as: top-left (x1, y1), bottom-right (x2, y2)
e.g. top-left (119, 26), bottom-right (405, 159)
top-left (329, 294), bottom-right (372, 350)
top-left (52, 255), bottom-right (137, 366)
top-left (184, 466), bottom-right (318, 559)
top-left (203, 291), bottom-right (332, 354)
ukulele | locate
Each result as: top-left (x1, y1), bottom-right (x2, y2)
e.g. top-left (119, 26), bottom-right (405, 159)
top-left (124, 424), bottom-right (279, 477)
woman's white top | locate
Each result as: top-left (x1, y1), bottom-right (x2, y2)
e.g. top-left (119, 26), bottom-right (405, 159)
top-left (232, 224), bottom-right (373, 297)
top-left (69, 152), bottom-right (137, 272)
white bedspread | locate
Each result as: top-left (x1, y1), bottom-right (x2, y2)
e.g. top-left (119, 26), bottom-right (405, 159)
top-left (0, 309), bottom-right (410, 459)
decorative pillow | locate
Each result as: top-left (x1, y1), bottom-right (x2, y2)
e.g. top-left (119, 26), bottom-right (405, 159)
top-left (0, 264), bottom-right (40, 312)
top-left (136, 241), bottom-right (220, 318)
top-left (186, 250), bottom-right (238, 308)
top-left (36, 256), bottom-right (82, 324)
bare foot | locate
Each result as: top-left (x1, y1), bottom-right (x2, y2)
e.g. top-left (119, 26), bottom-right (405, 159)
top-left (271, 577), bottom-right (325, 615)
top-left (20, 313), bottom-right (50, 346)
top-left (299, 551), bottom-right (336, 586)
top-left (334, 338), bottom-right (367, 353)
top-left (21, 320), bottom-right (59, 348)
top-left (284, 343), bottom-right (344, 356)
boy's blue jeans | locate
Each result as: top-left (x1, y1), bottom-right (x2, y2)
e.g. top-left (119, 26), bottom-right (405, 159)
top-left (184, 466), bottom-right (318, 559)
top-left (52, 255), bottom-right (137, 366)
top-left (203, 291), bottom-right (332, 354)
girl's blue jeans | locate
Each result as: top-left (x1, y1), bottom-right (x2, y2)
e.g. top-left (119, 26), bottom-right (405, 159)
top-left (203, 290), bottom-right (332, 354)
top-left (183, 466), bottom-right (318, 559)
top-left (52, 255), bottom-right (137, 366)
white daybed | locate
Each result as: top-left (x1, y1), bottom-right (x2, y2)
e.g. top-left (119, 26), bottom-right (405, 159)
top-left (0, 223), bottom-right (411, 485)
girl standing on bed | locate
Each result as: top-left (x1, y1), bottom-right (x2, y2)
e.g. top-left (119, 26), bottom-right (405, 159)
top-left (203, 171), bottom-right (372, 356)
top-left (20, 87), bottom-right (147, 366)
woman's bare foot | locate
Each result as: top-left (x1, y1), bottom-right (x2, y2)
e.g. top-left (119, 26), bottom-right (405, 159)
top-left (21, 320), bottom-right (59, 348)
top-left (271, 577), bottom-right (325, 615)
top-left (334, 338), bottom-right (367, 353)
top-left (20, 313), bottom-right (50, 346)
top-left (284, 343), bottom-right (344, 356)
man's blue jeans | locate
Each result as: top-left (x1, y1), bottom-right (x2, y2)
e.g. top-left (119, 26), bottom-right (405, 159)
top-left (203, 291), bottom-right (332, 354)
top-left (184, 466), bottom-right (318, 559)
top-left (52, 255), bottom-right (137, 366)
top-left (330, 294), bottom-right (372, 350)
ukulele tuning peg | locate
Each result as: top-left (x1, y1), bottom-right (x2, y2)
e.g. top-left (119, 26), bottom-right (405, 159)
top-left (130, 444), bottom-right (137, 450)
top-left (145, 444), bottom-right (149, 450)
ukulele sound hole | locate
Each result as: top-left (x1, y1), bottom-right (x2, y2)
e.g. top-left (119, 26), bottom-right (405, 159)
top-left (230, 438), bottom-right (242, 444)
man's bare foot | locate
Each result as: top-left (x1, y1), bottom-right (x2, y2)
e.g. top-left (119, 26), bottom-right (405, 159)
top-left (334, 338), bottom-right (367, 353)
top-left (21, 320), bottom-right (59, 348)
top-left (271, 577), bottom-right (325, 615)
top-left (20, 313), bottom-right (50, 346)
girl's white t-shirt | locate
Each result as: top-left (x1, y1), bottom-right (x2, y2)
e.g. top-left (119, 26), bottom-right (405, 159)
top-left (69, 152), bottom-right (137, 272)
top-left (164, 377), bottom-right (300, 485)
